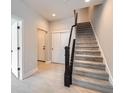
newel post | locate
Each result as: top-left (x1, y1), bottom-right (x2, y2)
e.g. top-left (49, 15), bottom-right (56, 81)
top-left (64, 46), bottom-right (70, 87)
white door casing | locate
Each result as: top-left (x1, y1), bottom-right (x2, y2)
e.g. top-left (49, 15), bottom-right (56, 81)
top-left (11, 17), bottom-right (23, 79)
top-left (11, 21), bottom-right (19, 78)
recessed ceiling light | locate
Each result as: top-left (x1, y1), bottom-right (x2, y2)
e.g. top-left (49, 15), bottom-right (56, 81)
top-left (52, 13), bottom-right (56, 17)
top-left (85, 0), bottom-right (90, 2)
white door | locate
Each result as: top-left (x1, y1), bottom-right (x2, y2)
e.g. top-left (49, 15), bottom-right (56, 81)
top-left (60, 32), bottom-right (70, 62)
top-left (52, 33), bottom-right (61, 63)
top-left (37, 30), bottom-right (46, 61)
top-left (52, 32), bottom-right (69, 63)
top-left (11, 22), bottom-right (19, 78)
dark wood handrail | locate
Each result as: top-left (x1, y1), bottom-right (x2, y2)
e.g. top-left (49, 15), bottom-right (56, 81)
top-left (68, 10), bottom-right (78, 47)
top-left (68, 25), bottom-right (75, 46)
top-left (64, 10), bottom-right (78, 87)
top-left (70, 39), bottom-right (76, 84)
top-left (74, 10), bottom-right (78, 26)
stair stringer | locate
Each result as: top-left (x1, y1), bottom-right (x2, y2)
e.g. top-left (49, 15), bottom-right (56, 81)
top-left (90, 21), bottom-right (113, 85)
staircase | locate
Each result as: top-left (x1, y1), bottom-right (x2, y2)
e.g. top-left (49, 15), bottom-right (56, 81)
top-left (72, 22), bottom-right (113, 93)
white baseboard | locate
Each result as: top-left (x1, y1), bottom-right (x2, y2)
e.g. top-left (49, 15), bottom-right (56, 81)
top-left (19, 75), bottom-right (23, 80)
top-left (52, 61), bottom-right (65, 64)
top-left (90, 21), bottom-right (113, 85)
top-left (45, 60), bottom-right (51, 64)
top-left (22, 68), bottom-right (38, 80)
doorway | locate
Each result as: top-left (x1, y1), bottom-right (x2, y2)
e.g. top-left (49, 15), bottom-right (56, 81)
top-left (37, 28), bottom-right (47, 62)
top-left (11, 16), bottom-right (23, 80)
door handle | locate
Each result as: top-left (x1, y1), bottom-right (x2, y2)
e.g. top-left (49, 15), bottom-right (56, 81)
top-left (11, 50), bottom-right (13, 53)
top-left (43, 46), bottom-right (45, 50)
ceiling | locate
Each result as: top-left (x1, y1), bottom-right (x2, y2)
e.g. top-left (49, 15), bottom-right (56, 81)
top-left (22, 0), bottom-right (104, 21)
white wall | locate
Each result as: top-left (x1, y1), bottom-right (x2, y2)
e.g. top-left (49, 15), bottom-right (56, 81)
top-left (49, 9), bottom-right (89, 61)
top-left (11, 0), bottom-right (49, 79)
top-left (77, 8), bottom-right (89, 23)
top-left (50, 17), bottom-right (74, 32)
top-left (89, 0), bottom-right (113, 83)
top-left (50, 9), bottom-right (89, 32)
top-left (50, 7), bottom-right (90, 32)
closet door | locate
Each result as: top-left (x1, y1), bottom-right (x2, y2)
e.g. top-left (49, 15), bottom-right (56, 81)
top-left (52, 33), bottom-right (61, 63)
top-left (60, 32), bottom-right (70, 63)
top-left (52, 32), bottom-right (69, 64)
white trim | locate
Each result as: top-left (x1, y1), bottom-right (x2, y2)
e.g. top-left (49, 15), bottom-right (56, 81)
top-left (11, 15), bottom-right (23, 21)
top-left (11, 15), bottom-right (24, 80)
top-left (37, 28), bottom-right (48, 33)
top-left (52, 61), bottom-right (65, 64)
top-left (52, 30), bottom-right (70, 33)
top-left (22, 68), bottom-right (38, 80)
top-left (45, 60), bottom-right (52, 64)
top-left (90, 20), bottom-right (113, 85)
top-left (18, 20), bottom-right (23, 80)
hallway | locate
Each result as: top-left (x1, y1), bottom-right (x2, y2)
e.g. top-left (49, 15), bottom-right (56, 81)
top-left (11, 62), bottom-right (101, 93)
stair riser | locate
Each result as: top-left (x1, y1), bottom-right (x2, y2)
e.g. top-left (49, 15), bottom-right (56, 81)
top-left (72, 79), bottom-right (113, 93)
top-left (77, 35), bottom-right (95, 37)
top-left (76, 42), bottom-right (97, 44)
top-left (77, 32), bottom-right (94, 34)
top-left (74, 63), bottom-right (105, 70)
top-left (75, 44), bottom-right (99, 48)
top-left (77, 34), bottom-right (94, 36)
top-left (77, 36), bottom-right (95, 38)
top-left (76, 38), bottom-right (96, 41)
top-left (77, 28), bottom-right (93, 31)
top-left (75, 56), bottom-right (103, 62)
top-left (77, 33), bottom-right (94, 36)
top-left (77, 25), bottom-right (91, 27)
top-left (76, 40), bottom-right (96, 42)
top-left (76, 38), bottom-right (96, 40)
top-left (77, 37), bottom-right (96, 39)
top-left (75, 42), bottom-right (98, 47)
top-left (76, 41), bottom-right (97, 44)
top-left (75, 47), bottom-right (99, 50)
top-left (77, 30), bottom-right (93, 32)
top-left (77, 26), bottom-right (92, 29)
top-left (77, 26), bottom-right (92, 28)
top-left (76, 37), bottom-right (96, 39)
top-left (77, 31), bottom-right (93, 33)
top-left (73, 71), bottom-right (108, 80)
top-left (77, 24), bottom-right (91, 26)
top-left (76, 42), bottom-right (98, 45)
top-left (75, 51), bottom-right (101, 56)
top-left (77, 33), bottom-right (94, 35)
top-left (76, 43), bottom-right (98, 46)
top-left (77, 28), bottom-right (93, 30)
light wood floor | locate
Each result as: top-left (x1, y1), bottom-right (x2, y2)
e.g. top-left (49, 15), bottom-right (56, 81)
top-left (11, 62), bottom-right (101, 93)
